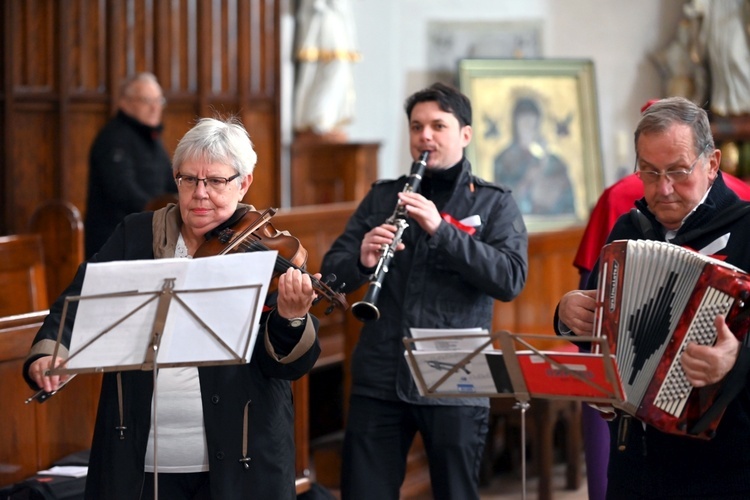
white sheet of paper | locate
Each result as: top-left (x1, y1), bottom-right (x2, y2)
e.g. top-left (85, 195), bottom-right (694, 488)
top-left (405, 350), bottom-right (499, 395)
top-left (65, 251), bottom-right (277, 370)
top-left (37, 465), bottom-right (88, 478)
top-left (409, 327), bottom-right (489, 351)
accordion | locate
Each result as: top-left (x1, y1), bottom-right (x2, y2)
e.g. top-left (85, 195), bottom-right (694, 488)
top-left (594, 239), bottom-right (750, 439)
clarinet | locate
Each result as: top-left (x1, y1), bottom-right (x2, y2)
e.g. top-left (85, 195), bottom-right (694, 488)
top-left (351, 151), bottom-right (429, 322)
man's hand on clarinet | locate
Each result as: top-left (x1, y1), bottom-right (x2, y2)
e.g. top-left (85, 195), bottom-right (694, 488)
top-left (681, 315), bottom-right (740, 387)
top-left (398, 191), bottom-right (441, 236)
top-left (359, 224), bottom-right (405, 268)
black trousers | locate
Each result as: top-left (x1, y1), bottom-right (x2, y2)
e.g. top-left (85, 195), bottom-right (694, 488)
top-left (141, 472), bottom-right (210, 500)
top-left (341, 395), bottom-right (489, 500)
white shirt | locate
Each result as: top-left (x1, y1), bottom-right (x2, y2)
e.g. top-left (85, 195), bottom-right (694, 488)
top-left (144, 233), bottom-right (209, 473)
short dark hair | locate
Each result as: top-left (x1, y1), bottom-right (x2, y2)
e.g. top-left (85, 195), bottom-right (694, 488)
top-left (404, 82), bottom-right (472, 127)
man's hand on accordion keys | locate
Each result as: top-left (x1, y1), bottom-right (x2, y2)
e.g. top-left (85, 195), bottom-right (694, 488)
top-left (681, 315), bottom-right (741, 388)
top-left (558, 289), bottom-right (597, 336)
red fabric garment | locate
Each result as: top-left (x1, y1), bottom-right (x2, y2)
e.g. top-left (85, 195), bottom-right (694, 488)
top-left (573, 173), bottom-right (750, 273)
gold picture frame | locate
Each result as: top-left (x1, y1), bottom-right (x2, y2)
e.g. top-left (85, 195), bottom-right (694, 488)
top-left (459, 59), bottom-right (603, 232)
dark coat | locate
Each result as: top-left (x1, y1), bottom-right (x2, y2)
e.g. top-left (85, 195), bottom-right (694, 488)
top-left (321, 158), bottom-right (528, 407)
top-left (25, 210), bottom-right (320, 499)
top-left (85, 111), bottom-right (176, 258)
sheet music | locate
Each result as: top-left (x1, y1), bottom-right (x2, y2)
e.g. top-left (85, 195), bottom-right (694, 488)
top-left (65, 251), bottom-right (277, 369)
top-left (404, 349), bottom-right (511, 396)
top-left (409, 327), bottom-right (490, 351)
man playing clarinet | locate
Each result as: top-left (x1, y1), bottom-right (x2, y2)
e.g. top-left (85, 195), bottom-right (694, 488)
top-left (321, 82), bottom-right (528, 500)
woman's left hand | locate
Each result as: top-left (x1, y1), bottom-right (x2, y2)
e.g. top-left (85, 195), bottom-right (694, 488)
top-left (275, 268), bottom-right (318, 319)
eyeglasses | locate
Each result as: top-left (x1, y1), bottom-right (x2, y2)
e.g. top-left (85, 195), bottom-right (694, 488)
top-left (130, 95), bottom-right (167, 107)
top-left (175, 173), bottom-right (241, 192)
top-left (634, 144), bottom-right (709, 185)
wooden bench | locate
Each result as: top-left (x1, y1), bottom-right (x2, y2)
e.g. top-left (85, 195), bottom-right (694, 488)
top-left (0, 311), bottom-right (101, 488)
top-left (0, 200), bottom-right (84, 317)
top-left (27, 200), bottom-right (85, 305)
top-left (0, 234), bottom-right (49, 316)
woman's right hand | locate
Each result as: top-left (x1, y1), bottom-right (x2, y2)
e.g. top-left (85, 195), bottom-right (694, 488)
top-left (28, 355), bottom-right (68, 393)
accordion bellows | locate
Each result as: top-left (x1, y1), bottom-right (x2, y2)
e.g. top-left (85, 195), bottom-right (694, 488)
top-left (594, 239), bottom-right (750, 439)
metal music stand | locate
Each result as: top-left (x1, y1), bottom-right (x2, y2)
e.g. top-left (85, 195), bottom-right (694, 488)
top-left (45, 252), bottom-right (277, 498)
top-left (403, 330), bottom-right (623, 500)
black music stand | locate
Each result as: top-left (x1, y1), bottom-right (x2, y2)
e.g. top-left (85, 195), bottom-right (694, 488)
top-left (403, 330), bottom-right (623, 499)
top-left (46, 252), bottom-right (277, 498)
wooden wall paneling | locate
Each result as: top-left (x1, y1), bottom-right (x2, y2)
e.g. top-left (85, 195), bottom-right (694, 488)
top-left (13, 1), bottom-right (56, 93)
top-left (156, 0), bottom-right (200, 95)
top-left (289, 142), bottom-right (379, 206)
top-left (242, 107), bottom-right (279, 210)
top-left (113, 0), bottom-right (157, 77)
top-left (68, 0), bottom-right (108, 93)
top-left (9, 110), bottom-right (58, 234)
top-left (1, 0), bottom-right (283, 235)
top-left (6, 1), bottom-right (58, 235)
top-left (63, 1), bottom-right (108, 218)
top-left (1, 2), bottom-right (9, 236)
top-left (492, 225), bottom-right (585, 349)
top-left (241, 0), bottom-right (280, 208)
top-left (0, 1), bottom-right (5, 97)
top-left (162, 105), bottom-right (203, 157)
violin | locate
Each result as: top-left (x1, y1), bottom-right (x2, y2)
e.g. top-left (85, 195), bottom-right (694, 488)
top-left (194, 206), bottom-right (348, 314)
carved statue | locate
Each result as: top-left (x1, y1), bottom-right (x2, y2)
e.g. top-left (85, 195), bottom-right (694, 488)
top-left (684, 0), bottom-right (750, 116)
top-left (293, 0), bottom-right (360, 137)
top-left (652, 17), bottom-right (708, 105)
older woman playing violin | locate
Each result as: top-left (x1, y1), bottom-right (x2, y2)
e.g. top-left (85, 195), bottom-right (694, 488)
top-left (23, 117), bottom-right (321, 500)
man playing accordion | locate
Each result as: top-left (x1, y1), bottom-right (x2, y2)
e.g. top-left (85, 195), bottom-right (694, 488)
top-left (556, 96), bottom-right (750, 499)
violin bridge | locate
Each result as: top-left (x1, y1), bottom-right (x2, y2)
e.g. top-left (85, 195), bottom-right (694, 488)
top-left (218, 228), bottom-right (235, 244)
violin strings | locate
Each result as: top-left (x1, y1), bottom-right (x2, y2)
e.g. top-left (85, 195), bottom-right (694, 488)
top-left (236, 239), bottom-right (330, 294)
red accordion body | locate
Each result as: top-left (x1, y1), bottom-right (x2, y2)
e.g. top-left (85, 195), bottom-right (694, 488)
top-left (594, 239), bottom-right (750, 439)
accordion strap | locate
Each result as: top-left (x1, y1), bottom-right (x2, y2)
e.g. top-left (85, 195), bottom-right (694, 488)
top-left (629, 202), bottom-right (750, 244)
top-left (629, 208), bottom-right (659, 239)
top-left (630, 202), bottom-right (750, 245)
top-left (689, 333), bottom-right (750, 436)
top-left (672, 203), bottom-right (750, 245)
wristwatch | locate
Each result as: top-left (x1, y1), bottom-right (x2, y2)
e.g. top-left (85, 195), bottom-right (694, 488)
top-left (287, 316), bottom-right (306, 328)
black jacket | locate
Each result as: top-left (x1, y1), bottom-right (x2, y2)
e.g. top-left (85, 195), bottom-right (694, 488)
top-left (85, 111), bottom-right (176, 258)
top-left (321, 158), bottom-right (528, 406)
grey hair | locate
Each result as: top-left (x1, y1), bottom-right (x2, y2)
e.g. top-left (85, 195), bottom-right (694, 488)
top-left (172, 117), bottom-right (257, 178)
top-left (634, 96), bottom-right (714, 157)
top-left (119, 72), bottom-right (161, 98)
